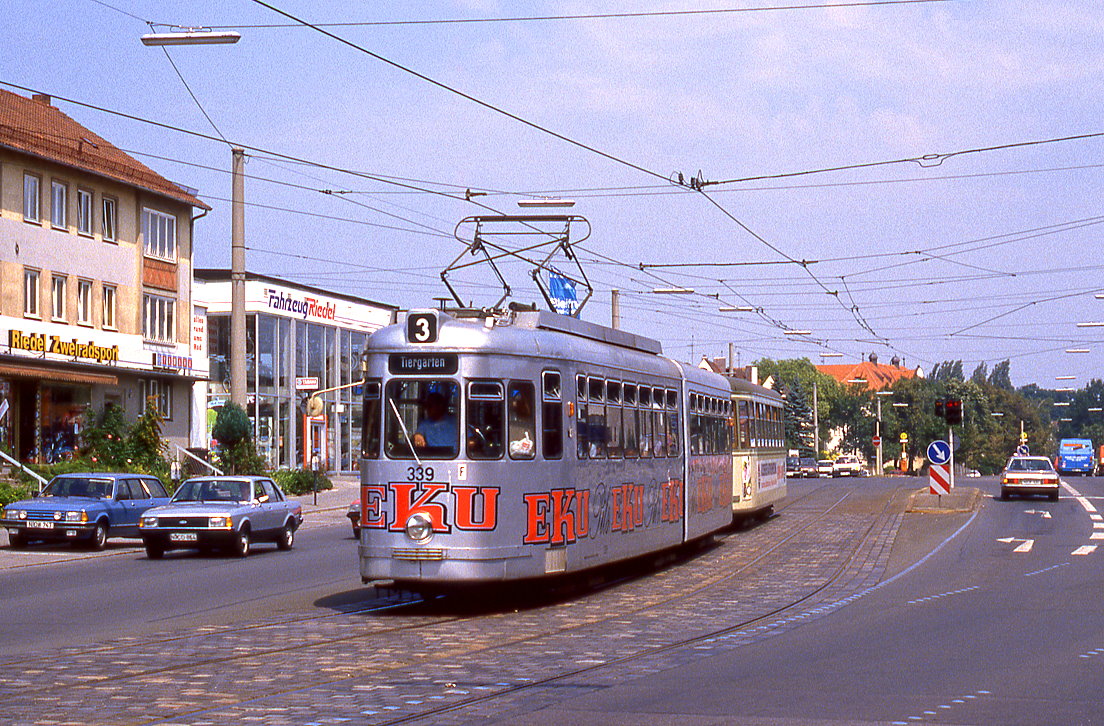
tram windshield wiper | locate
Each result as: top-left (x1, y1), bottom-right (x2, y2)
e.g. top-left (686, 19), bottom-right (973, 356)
top-left (388, 398), bottom-right (423, 467)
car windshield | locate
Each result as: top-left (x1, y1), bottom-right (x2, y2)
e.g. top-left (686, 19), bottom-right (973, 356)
top-left (1008, 459), bottom-right (1054, 473)
top-left (172, 479), bottom-right (251, 503)
top-left (43, 476), bottom-right (112, 498)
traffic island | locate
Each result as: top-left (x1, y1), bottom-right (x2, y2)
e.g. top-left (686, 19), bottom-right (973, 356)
top-left (907, 486), bottom-right (983, 514)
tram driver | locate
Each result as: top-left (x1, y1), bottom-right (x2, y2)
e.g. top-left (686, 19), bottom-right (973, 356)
top-left (412, 391), bottom-right (457, 450)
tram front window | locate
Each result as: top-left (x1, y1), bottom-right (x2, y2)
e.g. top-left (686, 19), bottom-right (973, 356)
top-left (385, 380), bottom-right (460, 459)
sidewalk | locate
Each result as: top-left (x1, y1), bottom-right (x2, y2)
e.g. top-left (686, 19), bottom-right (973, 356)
top-left (291, 472), bottom-right (360, 515)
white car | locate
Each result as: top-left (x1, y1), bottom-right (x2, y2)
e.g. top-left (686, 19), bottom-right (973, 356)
top-left (817, 459), bottom-right (835, 477)
top-left (833, 455), bottom-right (864, 477)
top-left (999, 456), bottom-right (1060, 501)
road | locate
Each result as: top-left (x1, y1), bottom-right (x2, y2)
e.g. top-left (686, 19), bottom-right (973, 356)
top-left (1, 475), bottom-right (1102, 725)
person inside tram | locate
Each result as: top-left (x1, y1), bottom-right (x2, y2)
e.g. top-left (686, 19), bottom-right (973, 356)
top-left (508, 386), bottom-right (535, 458)
top-left (413, 392), bottom-right (457, 450)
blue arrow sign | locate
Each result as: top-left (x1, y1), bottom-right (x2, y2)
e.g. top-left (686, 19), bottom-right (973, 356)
top-left (927, 440), bottom-right (951, 465)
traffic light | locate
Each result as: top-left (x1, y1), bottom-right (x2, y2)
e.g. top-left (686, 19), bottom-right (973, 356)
top-left (934, 400), bottom-right (945, 419)
top-left (945, 398), bottom-right (963, 425)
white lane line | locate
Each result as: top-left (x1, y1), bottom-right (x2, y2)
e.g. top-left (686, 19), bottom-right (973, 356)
top-left (1073, 545), bottom-right (1098, 556)
top-left (1025, 562), bottom-right (1071, 577)
top-left (907, 585), bottom-right (980, 605)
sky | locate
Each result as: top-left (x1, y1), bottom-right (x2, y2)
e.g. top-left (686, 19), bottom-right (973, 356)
top-left (6, 0), bottom-right (1104, 388)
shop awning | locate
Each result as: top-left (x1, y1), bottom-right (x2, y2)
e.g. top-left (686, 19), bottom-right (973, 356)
top-left (0, 361), bottom-right (119, 386)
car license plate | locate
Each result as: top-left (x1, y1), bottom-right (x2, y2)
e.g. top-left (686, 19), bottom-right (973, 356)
top-left (169, 532), bottom-right (198, 542)
top-left (26, 521), bottom-right (53, 529)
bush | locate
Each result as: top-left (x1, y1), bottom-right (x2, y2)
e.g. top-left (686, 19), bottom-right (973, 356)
top-left (0, 478), bottom-right (37, 506)
top-left (273, 468), bottom-right (333, 496)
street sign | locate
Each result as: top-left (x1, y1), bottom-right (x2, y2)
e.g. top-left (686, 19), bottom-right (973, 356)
top-left (927, 440), bottom-right (952, 465)
top-left (899, 432), bottom-right (909, 442)
top-left (872, 435), bottom-right (882, 447)
top-left (929, 462), bottom-right (951, 495)
top-left (295, 376), bottom-right (319, 391)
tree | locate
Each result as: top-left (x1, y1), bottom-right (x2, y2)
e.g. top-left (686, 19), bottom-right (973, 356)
top-left (988, 360), bottom-right (1013, 391)
top-left (211, 403), bottom-right (265, 475)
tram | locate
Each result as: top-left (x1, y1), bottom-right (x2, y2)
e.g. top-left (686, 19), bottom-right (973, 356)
top-left (728, 377), bottom-right (787, 522)
top-left (357, 307), bottom-right (735, 587)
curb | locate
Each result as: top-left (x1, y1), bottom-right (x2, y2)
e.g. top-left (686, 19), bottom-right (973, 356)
top-left (906, 486), bottom-right (983, 514)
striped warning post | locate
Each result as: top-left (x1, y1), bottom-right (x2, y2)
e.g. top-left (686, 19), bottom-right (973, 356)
top-left (929, 463), bottom-right (951, 495)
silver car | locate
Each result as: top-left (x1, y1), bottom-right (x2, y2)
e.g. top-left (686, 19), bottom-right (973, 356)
top-left (138, 476), bottom-right (302, 559)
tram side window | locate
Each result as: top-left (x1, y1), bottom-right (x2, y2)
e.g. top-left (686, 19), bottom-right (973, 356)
top-left (623, 384), bottom-right (638, 458)
top-left (652, 390), bottom-right (667, 457)
top-left (737, 400), bottom-right (751, 449)
top-left (576, 375), bottom-right (588, 459)
top-left (638, 386), bottom-right (652, 458)
top-left (667, 389), bottom-right (681, 457)
top-left (587, 377), bottom-right (607, 458)
top-left (606, 381), bottom-right (623, 458)
top-left (360, 380), bottom-right (381, 459)
top-left (467, 381), bottom-right (505, 460)
top-left (507, 380), bottom-right (536, 460)
top-left (384, 380), bottom-right (460, 460)
top-left (542, 371), bottom-right (563, 460)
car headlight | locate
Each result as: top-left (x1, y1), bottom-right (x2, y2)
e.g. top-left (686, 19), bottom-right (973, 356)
top-left (64, 511), bottom-right (86, 523)
top-left (9, 510), bottom-right (26, 520)
top-left (140, 516), bottom-right (158, 529)
top-left (53, 511), bottom-right (63, 521)
top-left (404, 512), bottom-right (434, 543)
top-left (208, 516), bottom-right (232, 529)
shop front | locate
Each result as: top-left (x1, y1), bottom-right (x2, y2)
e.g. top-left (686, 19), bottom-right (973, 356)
top-left (0, 320), bottom-right (205, 464)
top-left (195, 271), bottom-right (393, 473)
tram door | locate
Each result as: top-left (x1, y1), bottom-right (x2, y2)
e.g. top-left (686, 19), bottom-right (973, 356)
top-left (302, 415), bottom-right (328, 469)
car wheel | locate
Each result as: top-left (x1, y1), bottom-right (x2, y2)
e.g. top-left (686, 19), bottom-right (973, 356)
top-left (9, 532), bottom-right (27, 549)
top-left (145, 543), bottom-right (164, 559)
top-left (998, 488), bottom-right (1007, 500)
top-left (88, 522), bottom-right (108, 551)
top-left (233, 527), bottom-right (251, 557)
top-left (1051, 492), bottom-right (1060, 502)
top-left (277, 522), bottom-right (295, 551)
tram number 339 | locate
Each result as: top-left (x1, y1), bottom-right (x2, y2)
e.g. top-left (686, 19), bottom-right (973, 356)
top-left (407, 466), bottom-right (435, 482)
top-left (407, 313), bottom-right (438, 343)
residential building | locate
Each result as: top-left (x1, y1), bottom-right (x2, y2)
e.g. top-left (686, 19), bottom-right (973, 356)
top-left (0, 89), bottom-right (209, 463)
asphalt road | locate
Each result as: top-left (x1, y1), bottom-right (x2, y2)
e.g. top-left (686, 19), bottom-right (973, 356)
top-left (0, 504), bottom-right (367, 656)
top-left (514, 475), bottom-right (1104, 726)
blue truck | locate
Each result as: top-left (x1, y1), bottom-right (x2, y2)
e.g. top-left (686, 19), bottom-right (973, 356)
top-left (1056, 439), bottom-right (1095, 476)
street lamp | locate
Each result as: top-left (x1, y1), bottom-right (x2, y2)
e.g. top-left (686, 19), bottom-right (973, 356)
top-left (141, 29), bottom-right (241, 45)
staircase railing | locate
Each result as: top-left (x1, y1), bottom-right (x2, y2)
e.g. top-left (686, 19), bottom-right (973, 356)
top-left (0, 449), bottom-right (49, 491)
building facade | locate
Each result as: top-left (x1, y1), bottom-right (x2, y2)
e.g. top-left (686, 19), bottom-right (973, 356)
top-left (0, 90), bottom-right (209, 463)
top-left (194, 270), bottom-right (393, 472)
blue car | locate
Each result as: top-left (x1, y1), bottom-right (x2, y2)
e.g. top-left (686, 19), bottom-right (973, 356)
top-left (2, 473), bottom-right (171, 550)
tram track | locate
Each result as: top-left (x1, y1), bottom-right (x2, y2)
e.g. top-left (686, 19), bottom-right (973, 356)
top-left (0, 480), bottom-right (913, 725)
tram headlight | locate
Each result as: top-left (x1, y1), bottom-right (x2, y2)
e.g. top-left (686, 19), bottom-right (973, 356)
top-left (404, 512), bottom-right (434, 543)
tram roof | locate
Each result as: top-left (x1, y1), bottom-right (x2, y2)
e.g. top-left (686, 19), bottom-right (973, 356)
top-left (725, 375), bottom-right (784, 402)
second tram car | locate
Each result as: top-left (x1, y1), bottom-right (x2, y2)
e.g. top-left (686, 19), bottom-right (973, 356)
top-left (728, 378), bottom-right (787, 521)
top-left (357, 307), bottom-right (736, 587)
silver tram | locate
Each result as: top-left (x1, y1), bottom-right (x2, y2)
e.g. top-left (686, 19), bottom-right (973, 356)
top-left (729, 377), bottom-right (787, 521)
top-left (357, 307), bottom-right (737, 586)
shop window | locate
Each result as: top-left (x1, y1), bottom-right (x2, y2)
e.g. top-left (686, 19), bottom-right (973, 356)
top-left (77, 279), bottom-right (92, 325)
top-left (51, 275), bottom-right (67, 322)
top-left (23, 268), bottom-right (40, 317)
top-left (51, 180), bottom-right (67, 229)
top-left (102, 285), bottom-right (117, 329)
top-left (23, 174), bottom-right (40, 223)
top-left (141, 379), bottom-right (173, 419)
top-left (142, 293), bottom-right (175, 342)
top-left (142, 208), bottom-right (176, 260)
top-left (102, 197), bottom-right (117, 242)
top-left (77, 189), bottom-right (93, 235)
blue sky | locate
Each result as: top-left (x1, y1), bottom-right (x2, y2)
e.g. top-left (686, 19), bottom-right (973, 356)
top-left (7, 1), bottom-right (1104, 387)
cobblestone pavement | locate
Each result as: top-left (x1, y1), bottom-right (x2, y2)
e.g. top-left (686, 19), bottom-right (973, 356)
top-left (0, 481), bottom-right (925, 726)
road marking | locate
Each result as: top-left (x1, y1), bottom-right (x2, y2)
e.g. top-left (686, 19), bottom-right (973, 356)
top-left (907, 585), bottom-right (980, 605)
top-left (997, 536), bottom-right (1034, 553)
top-left (1092, 533), bottom-right (1104, 540)
top-left (1025, 562), bottom-right (1070, 577)
top-left (1073, 545), bottom-right (1097, 556)
top-left (1024, 509), bottom-right (1052, 519)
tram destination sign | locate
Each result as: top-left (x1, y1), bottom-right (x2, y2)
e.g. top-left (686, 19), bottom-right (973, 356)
top-left (389, 353), bottom-right (458, 375)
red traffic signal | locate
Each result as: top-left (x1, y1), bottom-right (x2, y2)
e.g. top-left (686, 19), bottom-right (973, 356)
top-left (934, 400), bottom-right (945, 419)
top-left (945, 398), bottom-right (963, 425)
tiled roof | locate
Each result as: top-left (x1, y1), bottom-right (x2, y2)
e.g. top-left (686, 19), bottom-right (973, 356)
top-left (817, 361), bottom-right (919, 390)
top-left (0, 89), bottom-right (209, 210)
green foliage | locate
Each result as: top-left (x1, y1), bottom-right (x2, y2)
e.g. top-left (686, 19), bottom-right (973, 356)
top-left (272, 468), bottom-right (333, 496)
top-left (212, 403), bottom-right (252, 447)
top-left (221, 438), bottom-right (267, 476)
top-left (0, 478), bottom-right (36, 506)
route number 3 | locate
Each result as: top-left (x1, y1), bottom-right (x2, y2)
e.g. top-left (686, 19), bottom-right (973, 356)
top-left (407, 313), bottom-right (438, 343)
